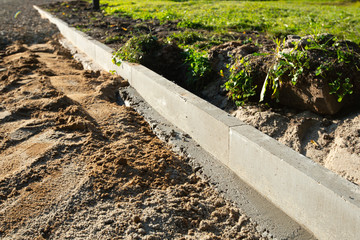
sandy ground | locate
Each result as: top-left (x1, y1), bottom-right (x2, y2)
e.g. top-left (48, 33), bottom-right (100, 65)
top-left (0, 39), bottom-right (267, 239)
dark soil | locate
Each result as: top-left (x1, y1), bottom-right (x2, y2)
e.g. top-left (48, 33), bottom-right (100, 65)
top-left (47, 0), bottom-right (180, 50)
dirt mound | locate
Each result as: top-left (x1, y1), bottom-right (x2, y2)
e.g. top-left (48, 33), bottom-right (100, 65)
top-left (0, 40), bottom-right (265, 239)
top-left (213, 34), bottom-right (360, 114)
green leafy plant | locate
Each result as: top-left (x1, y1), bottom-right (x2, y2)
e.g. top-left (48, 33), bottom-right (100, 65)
top-left (335, 47), bottom-right (351, 64)
top-left (329, 75), bottom-right (353, 103)
top-left (307, 37), bottom-right (357, 102)
top-left (260, 38), bottom-right (311, 102)
top-left (315, 61), bottom-right (332, 77)
top-left (260, 36), bottom-right (358, 103)
top-left (183, 47), bottom-right (211, 88)
top-left (304, 34), bottom-right (336, 51)
top-left (112, 34), bottom-right (159, 65)
top-left (223, 56), bottom-right (256, 106)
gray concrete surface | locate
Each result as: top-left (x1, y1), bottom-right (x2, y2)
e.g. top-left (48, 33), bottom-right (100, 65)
top-left (130, 64), bottom-right (243, 164)
top-left (35, 5), bottom-right (360, 239)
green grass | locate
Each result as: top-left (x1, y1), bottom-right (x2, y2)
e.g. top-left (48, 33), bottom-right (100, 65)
top-left (98, 0), bottom-right (360, 44)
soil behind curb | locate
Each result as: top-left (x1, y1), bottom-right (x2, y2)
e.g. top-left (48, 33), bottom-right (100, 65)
top-left (34, 5), bottom-right (360, 240)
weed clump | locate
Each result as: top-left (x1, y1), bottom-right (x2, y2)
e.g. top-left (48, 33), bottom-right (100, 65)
top-left (223, 56), bottom-right (257, 106)
top-left (113, 34), bottom-right (212, 92)
top-left (221, 34), bottom-right (360, 114)
top-left (183, 47), bottom-right (211, 90)
top-left (261, 34), bottom-right (360, 103)
top-left (113, 34), bottom-right (160, 64)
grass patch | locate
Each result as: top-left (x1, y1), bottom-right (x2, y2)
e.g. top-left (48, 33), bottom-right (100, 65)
top-left (99, 0), bottom-right (360, 44)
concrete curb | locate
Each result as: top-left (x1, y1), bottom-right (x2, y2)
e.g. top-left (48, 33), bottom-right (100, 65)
top-left (35, 6), bottom-right (360, 239)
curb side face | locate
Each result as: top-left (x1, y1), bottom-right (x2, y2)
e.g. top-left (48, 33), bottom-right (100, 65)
top-left (131, 65), bottom-right (233, 164)
top-left (229, 125), bottom-right (360, 240)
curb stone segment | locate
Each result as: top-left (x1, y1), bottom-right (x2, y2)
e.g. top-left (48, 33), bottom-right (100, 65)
top-left (131, 64), bottom-right (244, 164)
top-left (34, 5), bottom-right (360, 239)
top-left (229, 125), bottom-right (360, 240)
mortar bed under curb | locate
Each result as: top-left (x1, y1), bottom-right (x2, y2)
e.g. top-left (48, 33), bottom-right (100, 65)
top-left (34, 5), bottom-right (360, 240)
